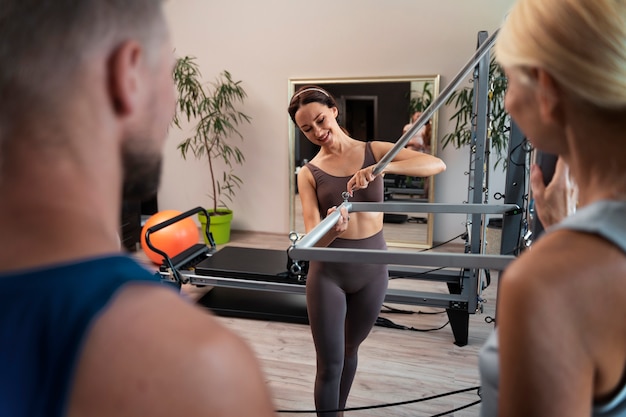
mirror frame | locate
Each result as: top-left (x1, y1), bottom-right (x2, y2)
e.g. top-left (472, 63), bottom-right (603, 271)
top-left (288, 75), bottom-right (440, 249)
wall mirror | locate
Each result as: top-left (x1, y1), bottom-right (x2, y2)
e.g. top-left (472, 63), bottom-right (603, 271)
top-left (288, 75), bottom-right (440, 249)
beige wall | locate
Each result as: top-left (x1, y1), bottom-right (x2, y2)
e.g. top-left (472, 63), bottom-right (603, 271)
top-left (161, 0), bottom-right (515, 243)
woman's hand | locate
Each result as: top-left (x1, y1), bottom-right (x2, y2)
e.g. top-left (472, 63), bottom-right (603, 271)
top-left (530, 157), bottom-right (577, 228)
top-left (346, 166), bottom-right (377, 197)
top-left (327, 205), bottom-right (350, 233)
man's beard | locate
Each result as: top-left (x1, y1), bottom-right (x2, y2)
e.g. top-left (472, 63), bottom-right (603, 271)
top-left (121, 146), bottom-right (162, 201)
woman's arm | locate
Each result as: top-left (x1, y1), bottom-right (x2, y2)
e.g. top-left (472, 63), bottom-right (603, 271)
top-left (346, 141), bottom-right (446, 195)
top-left (296, 167), bottom-right (321, 233)
top-left (297, 166), bottom-right (348, 246)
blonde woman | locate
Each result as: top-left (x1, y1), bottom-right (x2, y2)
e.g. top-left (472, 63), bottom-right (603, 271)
top-left (479, 0), bottom-right (626, 416)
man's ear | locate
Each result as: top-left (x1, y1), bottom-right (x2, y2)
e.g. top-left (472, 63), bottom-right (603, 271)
top-left (536, 69), bottom-right (565, 126)
top-left (108, 40), bottom-right (143, 116)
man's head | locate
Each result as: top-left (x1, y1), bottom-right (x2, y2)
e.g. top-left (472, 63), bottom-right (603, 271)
top-left (0, 0), bottom-right (176, 199)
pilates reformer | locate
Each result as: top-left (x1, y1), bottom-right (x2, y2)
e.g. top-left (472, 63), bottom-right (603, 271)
top-left (149, 29), bottom-right (530, 347)
top-left (148, 200), bottom-right (518, 347)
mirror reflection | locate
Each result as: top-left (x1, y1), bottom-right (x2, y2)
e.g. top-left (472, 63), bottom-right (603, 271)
top-left (289, 76), bottom-right (440, 248)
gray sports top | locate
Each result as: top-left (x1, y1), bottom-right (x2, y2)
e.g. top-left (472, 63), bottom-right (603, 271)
top-left (479, 200), bottom-right (626, 417)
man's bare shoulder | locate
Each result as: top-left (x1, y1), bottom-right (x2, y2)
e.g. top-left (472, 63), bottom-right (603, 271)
top-left (67, 284), bottom-right (276, 417)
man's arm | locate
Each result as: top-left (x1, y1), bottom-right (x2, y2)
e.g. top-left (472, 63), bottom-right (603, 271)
top-left (67, 284), bottom-right (276, 417)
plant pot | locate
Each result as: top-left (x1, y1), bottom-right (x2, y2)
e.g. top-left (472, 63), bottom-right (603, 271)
top-left (199, 209), bottom-right (233, 245)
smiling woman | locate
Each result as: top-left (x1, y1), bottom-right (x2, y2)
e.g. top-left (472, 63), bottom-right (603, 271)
top-left (288, 75), bottom-right (441, 248)
top-left (286, 82), bottom-right (446, 415)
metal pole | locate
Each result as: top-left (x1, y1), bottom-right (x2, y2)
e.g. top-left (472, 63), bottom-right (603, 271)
top-left (295, 201), bottom-right (352, 248)
top-left (372, 28), bottom-right (500, 176)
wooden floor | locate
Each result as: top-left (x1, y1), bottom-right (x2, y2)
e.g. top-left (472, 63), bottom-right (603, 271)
top-left (178, 230), bottom-right (499, 417)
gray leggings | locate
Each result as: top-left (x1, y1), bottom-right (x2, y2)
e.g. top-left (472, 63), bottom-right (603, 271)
top-left (306, 230), bottom-right (388, 417)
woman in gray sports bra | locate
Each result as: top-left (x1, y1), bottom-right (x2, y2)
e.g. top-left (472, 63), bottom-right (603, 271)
top-left (288, 86), bottom-right (446, 416)
top-left (479, 1), bottom-right (626, 416)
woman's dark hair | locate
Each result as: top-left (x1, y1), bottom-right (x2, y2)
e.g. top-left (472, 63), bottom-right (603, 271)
top-left (287, 85), bottom-right (337, 123)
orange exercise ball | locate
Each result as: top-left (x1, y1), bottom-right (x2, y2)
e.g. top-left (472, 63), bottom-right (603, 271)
top-left (140, 210), bottom-right (200, 265)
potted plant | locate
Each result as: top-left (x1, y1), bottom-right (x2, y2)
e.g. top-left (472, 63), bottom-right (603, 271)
top-left (173, 56), bottom-right (251, 244)
top-left (441, 56), bottom-right (509, 168)
top-left (408, 81), bottom-right (433, 114)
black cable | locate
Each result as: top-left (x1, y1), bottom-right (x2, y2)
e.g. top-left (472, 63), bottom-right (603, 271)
top-left (375, 316), bottom-right (449, 332)
top-left (381, 304), bottom-right (445, 315)
top-left (275, 385), bottom-right (480, 414)
top-left (420, 231), bottom-right (467, 252)
top-left (389, 266), bottom-right (447, 280)
top-left (387, 231), bottom-right (467, 281)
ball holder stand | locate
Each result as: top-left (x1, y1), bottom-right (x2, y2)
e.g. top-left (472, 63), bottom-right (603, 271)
top-left (145, 207), bottom-right (313, 325)
top-left (143, 206), bottom-right (216, 288)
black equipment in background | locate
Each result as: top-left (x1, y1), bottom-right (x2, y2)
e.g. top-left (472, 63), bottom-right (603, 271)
top-left (530, 151), bottom-right (559, 239)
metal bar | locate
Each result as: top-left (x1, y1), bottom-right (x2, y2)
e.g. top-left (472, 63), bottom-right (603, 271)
top-left (163, 272), bottom-right (472, 309)
top-left (350, 202), bottom-right (519, 214)
top-left (296, 201), bottom-right (351, 248)
top-left (288, 246), bottom-right (514, 270)
top-left (161, 273), bottom-right (308, 294)
top-left (294, 201), bottom-right (520, 250)
top-left (465, 31), bottom-right (491, 313)
top-left (372, 28), bottom-right (500, 176)
top-left (470, 30), bottom-right (491, 250)
top-left (166, 269), bottom-right (464, 288)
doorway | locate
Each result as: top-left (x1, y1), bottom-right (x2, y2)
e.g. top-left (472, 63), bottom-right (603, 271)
top-left (340, 95), bottom-right (378, 140)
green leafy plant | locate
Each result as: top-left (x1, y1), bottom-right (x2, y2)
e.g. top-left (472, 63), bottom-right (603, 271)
top-left (441, 56), bottom-right (509, 167)
top-left (173, 56), bottom-right (251, 213)
top-left (408, 81), bottom-right (433, 114)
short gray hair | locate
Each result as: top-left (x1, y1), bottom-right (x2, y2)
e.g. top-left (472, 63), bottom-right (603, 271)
top-left (0, 0), bottom-right (167, 131)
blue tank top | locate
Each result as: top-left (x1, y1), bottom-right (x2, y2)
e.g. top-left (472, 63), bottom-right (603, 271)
top-left (306, 141), bottom-right (383, 217)
top-left (0, 255), bottom-right (165, 417)
top-left (479, 200), bottom-right (626, 417)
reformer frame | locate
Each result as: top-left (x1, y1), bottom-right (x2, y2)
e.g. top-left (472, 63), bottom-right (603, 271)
top-left (157, 29), bottom-right (529, 347)
top-left (284, 29), bottom-right (526, 345)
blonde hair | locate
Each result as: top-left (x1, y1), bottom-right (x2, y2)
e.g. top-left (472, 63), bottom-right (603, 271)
top-left (495, 0), bottom-right (626, 109)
